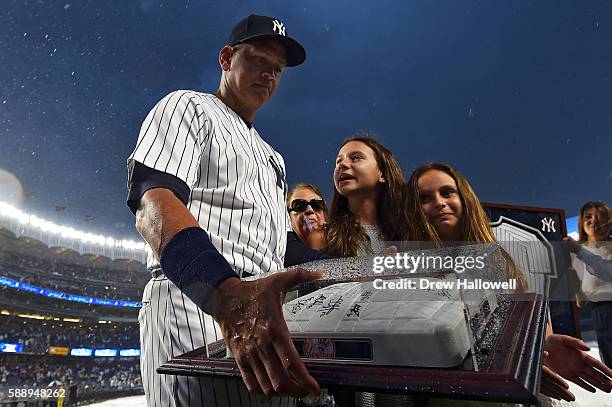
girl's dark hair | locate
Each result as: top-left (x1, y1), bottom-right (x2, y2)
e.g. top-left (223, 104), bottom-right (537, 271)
top-left (326, 134), bottom-right (409, 256)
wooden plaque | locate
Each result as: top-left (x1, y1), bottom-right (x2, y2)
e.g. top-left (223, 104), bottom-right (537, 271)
top-left (159, 294), bottom-right (546, 404)
top-left (484, 202), bottom-right (581, 338)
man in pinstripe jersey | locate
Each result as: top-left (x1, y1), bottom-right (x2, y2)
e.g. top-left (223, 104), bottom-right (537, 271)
top-left (127, 14), bottom-right (322, 406)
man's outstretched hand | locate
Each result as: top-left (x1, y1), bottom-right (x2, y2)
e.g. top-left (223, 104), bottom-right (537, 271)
top-left (209, 269), bottom-right (324, 398)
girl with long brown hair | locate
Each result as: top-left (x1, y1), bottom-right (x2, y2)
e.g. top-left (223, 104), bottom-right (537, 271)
top-left (405, 162), bottom-right (529, 292)
top-left (325, 135), bottom-right (409, 257)
top-left (406, 163), bottom-right (612, 402)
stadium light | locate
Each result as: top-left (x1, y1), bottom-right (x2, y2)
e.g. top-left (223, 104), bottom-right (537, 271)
top-left (17, 314), bottom-right (45, 320)
top-left (0, 201), bottom-right (147, 252)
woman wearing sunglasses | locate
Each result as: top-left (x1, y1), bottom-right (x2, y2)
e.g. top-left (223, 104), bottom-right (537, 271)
top-left (284, 182), bottom-right (329, 267)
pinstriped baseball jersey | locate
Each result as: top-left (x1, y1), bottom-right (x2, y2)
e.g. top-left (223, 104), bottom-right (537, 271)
top-left (128, 90), bottom-right (289, 276)
top-left (128, 90), bottom-right (293, 407)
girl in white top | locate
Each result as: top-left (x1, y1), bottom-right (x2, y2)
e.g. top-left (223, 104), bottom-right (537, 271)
top-left (569, 201), bottom-right (612, 368)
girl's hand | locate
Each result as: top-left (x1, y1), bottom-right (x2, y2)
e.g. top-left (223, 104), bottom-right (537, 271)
top-left (543, 334), bottom-right (612, 394)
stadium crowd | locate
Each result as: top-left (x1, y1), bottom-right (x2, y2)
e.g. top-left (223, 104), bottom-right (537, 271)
top-left (0, 318), bottom-right (139, 352)
top-left (0, 249), bottom-right (147, 302)
top-left (0, 286), bottom-right (139, 321)
top-left (0, 357), bottom-right (142, 402)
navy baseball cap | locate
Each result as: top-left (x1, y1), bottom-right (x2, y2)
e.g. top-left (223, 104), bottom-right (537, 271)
top-left (228, 14), bottom-right (306, 67)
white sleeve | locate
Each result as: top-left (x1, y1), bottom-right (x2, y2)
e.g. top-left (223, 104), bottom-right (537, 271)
top-left (128, 90), bottom-right (209, 188)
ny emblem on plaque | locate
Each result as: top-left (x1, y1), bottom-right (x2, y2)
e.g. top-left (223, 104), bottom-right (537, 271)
top-left (540, 217), bottom-right (556, 233)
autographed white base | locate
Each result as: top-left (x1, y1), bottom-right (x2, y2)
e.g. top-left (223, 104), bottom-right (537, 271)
top-left (283, 278), bottom-right (472, 368)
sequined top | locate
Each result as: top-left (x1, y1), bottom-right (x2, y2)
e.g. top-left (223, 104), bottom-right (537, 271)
top-left (360, 224), bottom-right (387, 255)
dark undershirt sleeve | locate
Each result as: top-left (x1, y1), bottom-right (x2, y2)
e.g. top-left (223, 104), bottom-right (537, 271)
top-left (126, 161), bottom-right (191, 215)
top-left (284, 231), bottom-right (330, 267)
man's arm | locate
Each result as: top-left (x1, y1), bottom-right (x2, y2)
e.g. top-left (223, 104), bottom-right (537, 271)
top-left (135, 188), bottom-right (321, 398)
top-left (135, 188), bottom-right (200, 259)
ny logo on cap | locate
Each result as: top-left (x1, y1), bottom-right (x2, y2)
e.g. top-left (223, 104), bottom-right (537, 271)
top-left (272, 19), bottom-right (286, 36)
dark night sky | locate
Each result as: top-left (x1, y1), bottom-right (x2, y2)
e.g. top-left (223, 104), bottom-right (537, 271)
top-left (1, 0), bottom-right (610, 241)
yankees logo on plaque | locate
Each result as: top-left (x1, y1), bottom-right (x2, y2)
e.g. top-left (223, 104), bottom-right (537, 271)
top-left (303, 338), bottom-right (336, 359)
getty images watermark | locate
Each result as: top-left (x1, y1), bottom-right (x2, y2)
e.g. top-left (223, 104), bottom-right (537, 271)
top-left (371, 252), bottom-right (518, 291)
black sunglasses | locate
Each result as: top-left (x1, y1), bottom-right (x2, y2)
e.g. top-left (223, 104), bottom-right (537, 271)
top-left (288, 198), bottom-right (325, 213)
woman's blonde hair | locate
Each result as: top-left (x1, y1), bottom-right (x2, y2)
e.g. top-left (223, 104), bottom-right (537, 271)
top-left (326, 135), bottom-right (409, 257)
top-left (405, 162), bottom-right (529, 292)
